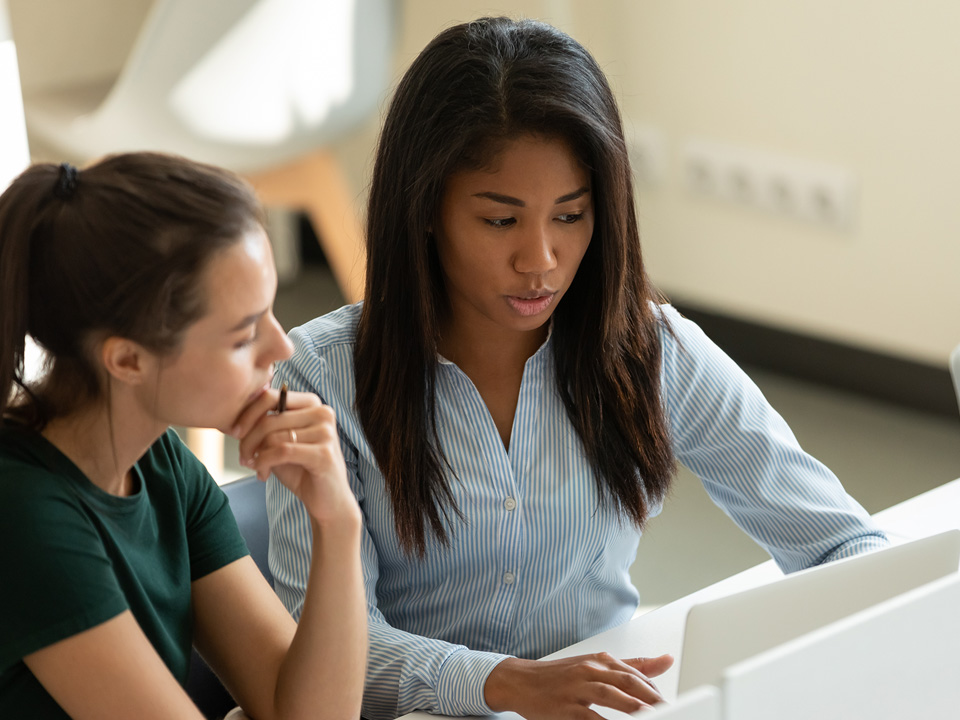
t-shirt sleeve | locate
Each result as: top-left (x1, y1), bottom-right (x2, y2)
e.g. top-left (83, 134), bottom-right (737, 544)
top-left (163, 431), bottom-right (249, 581)
top-left (0, 474), bottom-right (128, 670)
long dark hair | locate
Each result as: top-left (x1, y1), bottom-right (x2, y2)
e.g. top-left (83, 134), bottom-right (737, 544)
top-left (356, 17), bottom-right (675, 556)
top-left (0, 152), bottom-right (263, 428)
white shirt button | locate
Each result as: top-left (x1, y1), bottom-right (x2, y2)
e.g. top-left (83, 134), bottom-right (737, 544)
top-left (503, 572), bottom-right (516, 585)
top-left (503, 497), bottom-right (517, 511)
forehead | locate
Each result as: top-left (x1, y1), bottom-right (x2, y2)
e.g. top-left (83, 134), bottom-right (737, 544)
top-left (200, 226), bottom-right (275, 318)
top-left (448, 134), bottom-right (589, 191)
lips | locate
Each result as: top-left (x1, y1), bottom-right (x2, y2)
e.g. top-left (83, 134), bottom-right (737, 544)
top-left (245, 371), bottom-right (274, 405)
top-left (507, 292), bottom-right (556, 317)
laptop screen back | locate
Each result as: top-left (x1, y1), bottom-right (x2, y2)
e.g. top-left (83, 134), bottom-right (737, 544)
top-left (677, 530), bottom-right (960, 694)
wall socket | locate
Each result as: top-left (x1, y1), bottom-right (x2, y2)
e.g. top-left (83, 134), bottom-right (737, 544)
top-left (682, 138), bottom-right (858, 229)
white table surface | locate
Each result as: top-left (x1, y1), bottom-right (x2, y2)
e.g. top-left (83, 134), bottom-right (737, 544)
top-left (397, 478), bottom-right (960, 720)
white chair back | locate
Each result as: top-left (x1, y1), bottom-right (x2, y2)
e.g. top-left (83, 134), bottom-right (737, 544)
top-left (23, 0), bottom-right (393, 173)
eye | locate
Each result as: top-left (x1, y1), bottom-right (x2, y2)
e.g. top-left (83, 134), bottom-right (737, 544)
top-left (483, 217), bottom-right (516, 229)
top-left (556, 212), bottom-right (583, 224)
top-left (234, 328), bottom-right (259, 350)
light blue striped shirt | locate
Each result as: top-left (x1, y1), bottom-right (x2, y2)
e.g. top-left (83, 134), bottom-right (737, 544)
top-left (266, 302), bottom-right (887, 720)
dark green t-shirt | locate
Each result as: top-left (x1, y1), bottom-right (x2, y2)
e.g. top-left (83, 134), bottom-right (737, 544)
top-left (0, 425), bottom-right (249, 718)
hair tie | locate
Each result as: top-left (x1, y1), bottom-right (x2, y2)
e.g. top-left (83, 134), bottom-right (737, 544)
top-left (53, 162), bottom-right (80, 200)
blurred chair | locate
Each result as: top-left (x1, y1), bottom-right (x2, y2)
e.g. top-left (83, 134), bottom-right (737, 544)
top-left (187, 475), bottom-right (273, 719)
top-left (22, 0), bottom-right (390, 300)
top-left (21, 0), bottom-right (393, 473)
top-left (951, 344), bottom-right (960, 417)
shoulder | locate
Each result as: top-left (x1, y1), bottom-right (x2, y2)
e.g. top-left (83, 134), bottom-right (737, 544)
top-left (124, 429), bottom-right (225, 530)
top-left (279, 303), bottom-right (361, 400)
top-left (0, 431), bottom-right (97, 546)
top-left (133, 428), bottom-right (204, 488)
top-left (652, 304), bottom-right (766, 425)
top-left (652, 302), bottom-right (729, 367)
top-left (0, 425), bottom-right (75, 504)
top-left (289, 302), bottom-right (362, 356)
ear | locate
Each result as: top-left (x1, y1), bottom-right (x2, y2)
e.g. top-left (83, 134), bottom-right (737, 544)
top-left (100, 337), bottom-right (154, 386)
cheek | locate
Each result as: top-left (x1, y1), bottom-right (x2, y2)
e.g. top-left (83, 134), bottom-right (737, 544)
top-left (167, 355), bottom-right (250, 406)
top-left (439, 230), bottom-right (489, 281)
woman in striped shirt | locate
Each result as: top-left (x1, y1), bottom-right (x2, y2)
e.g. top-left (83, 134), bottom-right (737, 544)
top-left (266, 16), bottom-right (887, 720)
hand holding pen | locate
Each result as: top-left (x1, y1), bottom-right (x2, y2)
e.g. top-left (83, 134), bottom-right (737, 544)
top-left (232, 380), bottom-right (359, 526)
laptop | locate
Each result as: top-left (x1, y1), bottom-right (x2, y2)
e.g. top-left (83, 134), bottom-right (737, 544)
top-left (676, 529), bottom-right (960, 694)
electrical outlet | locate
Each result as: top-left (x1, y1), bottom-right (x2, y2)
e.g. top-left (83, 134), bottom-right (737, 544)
top-left (626, 123), bottom-right (667, 188)
top-left (682, 138), bottom-right (857, 230)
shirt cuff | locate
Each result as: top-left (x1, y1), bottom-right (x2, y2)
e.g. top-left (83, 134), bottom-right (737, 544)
top-left (435, 648), bottom-right (513, 716)
top-left (823, 532), bottom-right (890, 563)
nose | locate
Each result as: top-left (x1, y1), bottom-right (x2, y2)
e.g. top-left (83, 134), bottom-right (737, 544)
top-left (512, 222), bottom-right (558, 276)
top-left (261, 313), bottom-right (294, 366)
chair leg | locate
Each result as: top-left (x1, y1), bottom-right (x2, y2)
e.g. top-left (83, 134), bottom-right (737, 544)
top-left (245, 150), bottom-right (366, 304)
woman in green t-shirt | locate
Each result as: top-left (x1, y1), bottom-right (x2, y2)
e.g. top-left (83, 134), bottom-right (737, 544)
top-left (0, 153), bottom-right (365, 720)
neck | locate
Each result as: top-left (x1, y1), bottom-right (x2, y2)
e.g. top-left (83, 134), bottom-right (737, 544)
top-left (438, 316), bottom-right (548, 379)
top-left (41, 401), bottom-right (162, 496)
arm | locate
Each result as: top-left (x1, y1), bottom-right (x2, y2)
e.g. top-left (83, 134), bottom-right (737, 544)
top-left (659, 305), bottom-right (888, 571)
top-left (195, 387), bottom-right (365, 720)
top-left (24, 613), bottom-right (205, 720)
top-left (270, 466), bottom-right (508, 720)
top-left (265, 343), bottom-right (508, 719)
top-left (1, 453), bottom-right (209, 719)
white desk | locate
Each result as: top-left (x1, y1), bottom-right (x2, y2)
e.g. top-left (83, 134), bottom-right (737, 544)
top-left (397, 478), bottom-right (960, 720)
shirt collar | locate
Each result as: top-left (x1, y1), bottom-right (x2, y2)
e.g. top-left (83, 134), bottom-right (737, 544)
top-left (437, 320), bottom-right (554, 366)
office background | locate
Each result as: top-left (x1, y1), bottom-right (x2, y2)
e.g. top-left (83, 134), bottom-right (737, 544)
top-left (7, 0), bottom-right (960, 606)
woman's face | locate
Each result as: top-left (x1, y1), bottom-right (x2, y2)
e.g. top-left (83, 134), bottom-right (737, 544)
top-left (436, 133), bottom-right (594, 346)
top-left (144, 226), bottom-right (293, 434)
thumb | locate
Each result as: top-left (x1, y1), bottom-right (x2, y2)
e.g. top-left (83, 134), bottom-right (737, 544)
top-left (624, 654), bottom-right (675, 678)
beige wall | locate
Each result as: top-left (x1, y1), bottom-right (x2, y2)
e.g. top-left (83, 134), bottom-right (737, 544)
top-left (608, 1), bottom-right (960, 367)
top-left (11, 0), bottom-right (958, 366)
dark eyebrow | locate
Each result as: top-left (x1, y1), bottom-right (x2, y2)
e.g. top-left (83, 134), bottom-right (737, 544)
top-left (228, 309), bottom-right (266, 333)
top-left (472, 186), bottom-right (591, 207)
top-left (554, 187), bottom-right (590, 204)
top-left (473, 191), bottom-right (525, 207)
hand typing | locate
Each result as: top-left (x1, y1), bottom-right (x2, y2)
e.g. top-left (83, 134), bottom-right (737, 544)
top-left (484, 652), bottom-right (674, 720)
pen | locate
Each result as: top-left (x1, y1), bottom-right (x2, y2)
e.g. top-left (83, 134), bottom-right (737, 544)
top-left (277, 382), bottom-right (288, 414)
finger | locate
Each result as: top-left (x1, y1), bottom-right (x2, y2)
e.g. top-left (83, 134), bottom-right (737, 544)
top-left (580, 654), bottom-right (666, 705)
top-left (247, 441), bottom-right (303, 481)
top-left (230, 386), bottom-right (283, 439)
top-left (578, 680), bottom-right (657, 714)
top-left (239, 405), bottom-right (336, 465)
top-left (593, 667), bottom-right (664, 707)
top-left (249, 434), bottom-right (344, 483)
top-left (623, 654), bottom-right (674, 679)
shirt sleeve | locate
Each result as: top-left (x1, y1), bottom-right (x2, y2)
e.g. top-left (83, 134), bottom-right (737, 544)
top-left (0, 472), bottom-right (128, 670)
top-left (266, 336), bottom-right (511, 720)
top-left (658, 304), bottom-right (889, 572)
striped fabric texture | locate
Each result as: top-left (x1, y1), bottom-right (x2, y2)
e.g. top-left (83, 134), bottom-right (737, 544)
top-left (266, 302), bottom-right (888, 719)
